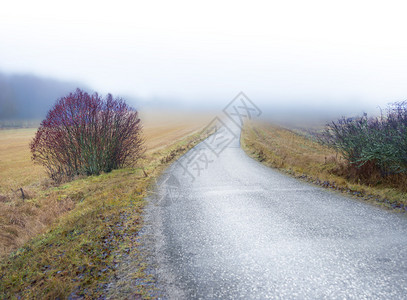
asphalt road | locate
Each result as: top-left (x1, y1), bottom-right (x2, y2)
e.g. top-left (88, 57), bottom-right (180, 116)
top-left (146, 121), bottom-right (407, 299)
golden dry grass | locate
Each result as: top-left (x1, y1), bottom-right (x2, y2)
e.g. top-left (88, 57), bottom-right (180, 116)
top-left (242, 121), bottom-right (407, 208)
top-left (0, 128), bottom-right (45, 194)
top-left (242, 121), bottom-right (339, 174)
top-left (0, 110), bottom-right (211, 258)
top-left (140, 109), bottom-right (212, 151)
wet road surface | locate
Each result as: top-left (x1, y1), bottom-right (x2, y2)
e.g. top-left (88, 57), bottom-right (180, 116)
top-left (145, 121), bottom-right (407, 299)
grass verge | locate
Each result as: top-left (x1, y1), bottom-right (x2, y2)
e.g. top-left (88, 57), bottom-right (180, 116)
top-left (0, 112), bottom-right (211, 257)
top-left (0, 128), bottom-right (207, 299)
top-left (241, 121), bottom-right (407, 210)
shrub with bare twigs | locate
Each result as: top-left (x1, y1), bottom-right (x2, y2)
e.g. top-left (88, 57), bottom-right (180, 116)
top-left (30, 89), bottom-right (144, 181)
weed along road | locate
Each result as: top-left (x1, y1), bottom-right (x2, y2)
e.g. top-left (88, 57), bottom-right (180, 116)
top-left (146, 120), bottom-right (407, 299)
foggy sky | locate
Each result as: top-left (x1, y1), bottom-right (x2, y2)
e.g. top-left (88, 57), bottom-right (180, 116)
top-left (1, 0), bottom-right (407, 114)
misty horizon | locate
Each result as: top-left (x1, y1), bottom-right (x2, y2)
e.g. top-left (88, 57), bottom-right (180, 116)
top-left (0, 69), bottom-right (399, 123)
top-left (1, 0), bottom-right (407, 120)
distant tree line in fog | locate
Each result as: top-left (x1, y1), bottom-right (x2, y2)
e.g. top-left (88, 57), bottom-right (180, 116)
top-left (0, 72), bottom-right (84, 121)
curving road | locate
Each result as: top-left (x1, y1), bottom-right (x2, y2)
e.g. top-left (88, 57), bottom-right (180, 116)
top-left (146, 120), bottom-right (407, 299)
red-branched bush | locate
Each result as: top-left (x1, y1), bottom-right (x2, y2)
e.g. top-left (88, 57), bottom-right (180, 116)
top-left (30, 89), bottom-right (144, 181)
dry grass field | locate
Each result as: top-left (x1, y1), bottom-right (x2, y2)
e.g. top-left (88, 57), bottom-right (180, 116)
top-left (0, 109), bottom-right (210, 258)
top-left (0, 110), bottom-right (211, 298)
top-left (140, 110), bottom-right (211, 151)
top-left (0, 110), bottom-right (210, 193)
top-left (0, 129), bottom-right (45, 194)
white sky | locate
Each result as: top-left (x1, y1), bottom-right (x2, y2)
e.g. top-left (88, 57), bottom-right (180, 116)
top-left (1, 0), bottom-right (407, 112)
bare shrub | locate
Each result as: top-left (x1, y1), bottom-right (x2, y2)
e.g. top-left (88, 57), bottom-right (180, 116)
top-left (30, 89), bottom-right (144, 181)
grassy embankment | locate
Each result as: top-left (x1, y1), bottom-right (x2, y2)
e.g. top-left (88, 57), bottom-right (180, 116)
top-left (241, 121), bottom-right (407, 209)
top-left (0, 111), bottom-right (210, 299)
